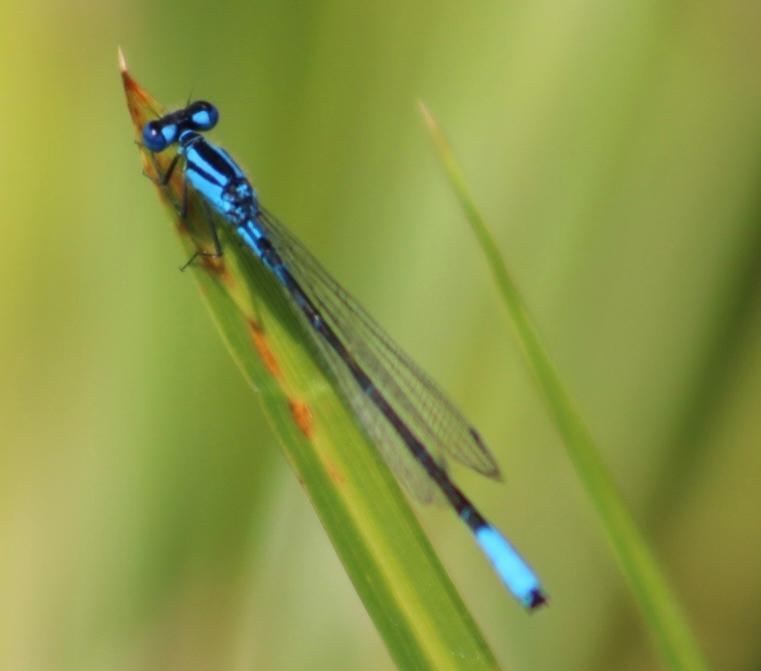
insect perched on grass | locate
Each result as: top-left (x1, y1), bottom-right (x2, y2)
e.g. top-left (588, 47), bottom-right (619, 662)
top-left (140, 99), bottom-right (547, 610)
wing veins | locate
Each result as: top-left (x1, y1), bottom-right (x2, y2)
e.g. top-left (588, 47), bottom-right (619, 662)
top-left (256, 209), bottom-right (501, 485)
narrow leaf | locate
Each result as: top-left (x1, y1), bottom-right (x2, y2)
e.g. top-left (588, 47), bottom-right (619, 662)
top-left (419, 101), bottom-right (710, 671)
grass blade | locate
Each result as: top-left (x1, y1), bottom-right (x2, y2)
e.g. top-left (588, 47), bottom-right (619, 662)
top-left (120, 51), bottom-right (503, 671)
top-left (419, 101), bottom-right (710, 671)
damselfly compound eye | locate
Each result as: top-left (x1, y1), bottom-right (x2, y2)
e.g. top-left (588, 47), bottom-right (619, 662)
top-left (142, 120), bottom-right (177, 152)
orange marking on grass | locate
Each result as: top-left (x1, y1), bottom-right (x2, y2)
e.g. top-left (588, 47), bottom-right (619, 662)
top-left (121, 69), bottom-right (140, 96)
top-left (288, 400), bottom-right (314, 438)
top-left (121, 70), bottom-right (155, 125)
top-left (325, 461), bottom-right (346, 486)
top-left (247, 320), bottom-right (282, 379)
top-left (200, 253), bottom-right (224, 273)
top-left (120, 60), bottom-right (162, 124)
top-left (200, 254), bottom-right (234, 286)
top-left (218, 265), bottom-right (234, 287)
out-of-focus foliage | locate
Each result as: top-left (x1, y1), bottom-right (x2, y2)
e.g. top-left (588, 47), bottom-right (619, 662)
top-left (422, 102), bottom-right (707, 671)
top-left (1, 2), bottom-right (760, 670)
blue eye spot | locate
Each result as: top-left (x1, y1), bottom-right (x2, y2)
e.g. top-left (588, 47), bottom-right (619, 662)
top-left (192, 110), bottom-right (210, 126)
top-left (189, 101), bottom-right (219, 131)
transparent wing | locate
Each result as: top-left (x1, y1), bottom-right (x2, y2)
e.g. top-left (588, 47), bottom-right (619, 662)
top-left (256, 209), bottom-right (501, 502)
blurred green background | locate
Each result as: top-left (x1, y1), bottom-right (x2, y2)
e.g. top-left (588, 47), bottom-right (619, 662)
top-left (2, 1), bottom-right (760, 669)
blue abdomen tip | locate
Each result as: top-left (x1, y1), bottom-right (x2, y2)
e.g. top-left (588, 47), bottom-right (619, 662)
top-left (475, 525), bottom-right (547, 609)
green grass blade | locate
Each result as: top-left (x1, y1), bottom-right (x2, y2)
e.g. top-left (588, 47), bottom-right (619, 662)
top-left (120, 53), bottom-right (502, 671)
top-left (419, 101), bottom-right (710, 671)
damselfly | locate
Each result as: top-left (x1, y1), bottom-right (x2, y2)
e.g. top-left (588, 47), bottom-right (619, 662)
top-left (141, 101), bottom-right (547, 609)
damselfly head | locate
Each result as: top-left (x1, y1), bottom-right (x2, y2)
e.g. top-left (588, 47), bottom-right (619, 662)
top-left (142, 101), bottom-right (219, 152)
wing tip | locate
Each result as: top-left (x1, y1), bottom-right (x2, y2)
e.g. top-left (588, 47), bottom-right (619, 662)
top-left (468, 427), bottom-right (503, 480)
